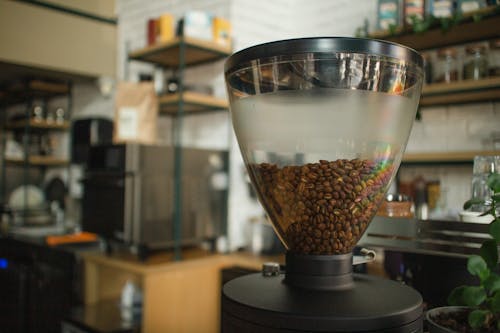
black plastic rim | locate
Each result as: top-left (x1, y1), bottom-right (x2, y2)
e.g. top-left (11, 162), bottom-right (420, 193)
top-left (224, 37), bottom-right (423, 74)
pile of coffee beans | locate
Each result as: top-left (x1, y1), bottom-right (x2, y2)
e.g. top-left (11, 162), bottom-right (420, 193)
top-left (252, 159), bottom-right (393, 255)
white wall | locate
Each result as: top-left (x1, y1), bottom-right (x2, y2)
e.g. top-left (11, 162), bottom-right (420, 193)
top-left (71, 0), bottom-right (499, 250)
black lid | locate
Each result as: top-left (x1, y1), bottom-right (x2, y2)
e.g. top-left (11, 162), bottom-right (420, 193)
top-left (222, 273), bottom-right (423, 332)
top-left (225, 37), bottom-right (423, 74)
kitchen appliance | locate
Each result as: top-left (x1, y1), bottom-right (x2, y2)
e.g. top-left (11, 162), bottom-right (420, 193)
top-left (71, 118), bottom-right (114, 164)
top-left (81, 144), bottom-right (227, 256)
top-left (222, 37), bottom-right (424, 332)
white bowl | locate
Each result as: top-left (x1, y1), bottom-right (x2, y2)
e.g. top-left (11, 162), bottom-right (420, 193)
top-left (459, 211), bottom-right (494, 224)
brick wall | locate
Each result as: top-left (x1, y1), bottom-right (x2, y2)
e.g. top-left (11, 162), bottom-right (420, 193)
top-left (69, 0), bottom-right (499, 249)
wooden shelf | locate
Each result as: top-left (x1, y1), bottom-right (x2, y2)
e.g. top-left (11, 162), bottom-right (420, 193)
top-left (370, 6), bottom-right (500, 51)
top-left (128, 37), bottom-right (232, 68)
top-left (420, 77), bottom-right (500, 106)
top-left (402, 150), bottom-right (499, 165)
top-left (6, 156), bottom-right (69, 167)
top-left (159, 91), bottom-right (228, 115)
top-left (6, 119), bottom-right (70, 131)
top-left (13, 80), bottom-right (69, 94)
top-left (0, 79), bottom-right (70, 106)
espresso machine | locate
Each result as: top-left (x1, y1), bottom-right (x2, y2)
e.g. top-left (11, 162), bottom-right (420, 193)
top-left (222, 37), bottom-right (424, 332)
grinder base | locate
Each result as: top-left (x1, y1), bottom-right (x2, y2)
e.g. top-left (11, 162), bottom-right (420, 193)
top-left (222, 271), bottom-right (423, 332)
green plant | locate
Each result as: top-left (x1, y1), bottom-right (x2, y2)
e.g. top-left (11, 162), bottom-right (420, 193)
top-left (448, 173), bottom-right (500, 330)
top-left (408, 15), bottom-right (434, 33)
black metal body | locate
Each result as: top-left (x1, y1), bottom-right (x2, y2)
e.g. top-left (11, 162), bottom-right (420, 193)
top-left (222, 253), bottom-right (423, 333)
top-left (285, 252), bottom-right (354, 290)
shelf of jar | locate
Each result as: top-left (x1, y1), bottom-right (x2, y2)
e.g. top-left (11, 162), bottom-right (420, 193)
top-left (369, 6), bottom-right (500, 51)
top-left (159, 91), bottom-right (228, 115)
top-left (0, 79), bottom-right (70, 106)
top-left (128, 36), bottom-right (232, 68)
top-left (6, 119), bottom-right (70, 131)
top-left (402, 150), bottom-right (499, 165)
top-left (6, 156), bottom-right (69, 167)
top-left (420, 77), bottom-right (500, 106)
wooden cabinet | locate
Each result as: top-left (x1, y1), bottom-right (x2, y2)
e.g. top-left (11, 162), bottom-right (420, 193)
top-left (82, 251), bottom-right (282, 333)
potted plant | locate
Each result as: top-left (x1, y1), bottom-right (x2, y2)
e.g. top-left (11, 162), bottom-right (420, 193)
top-left (426, 173), bottom-right (500, 332)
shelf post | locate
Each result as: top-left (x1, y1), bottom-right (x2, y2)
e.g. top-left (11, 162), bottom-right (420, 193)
top-left (172, 38), bottom-right (186, 261)
top-left (22, 86), bottom-right (33, 222)
top-left (0, 106), bottom-right (6, 205)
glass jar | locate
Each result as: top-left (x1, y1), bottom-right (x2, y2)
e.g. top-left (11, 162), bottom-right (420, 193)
top-left (422, 52), bottom-right (433, 84)
top-left (434, 47), bottom-right (459, 83)
top-left (377, 194), bottom-right (413, 218)
top-left (471, 155), bottom-right (500, 212)
top-left (463, 43), bottom-right (488, 80)
top-left (489, 39), bottom-right (500, 77)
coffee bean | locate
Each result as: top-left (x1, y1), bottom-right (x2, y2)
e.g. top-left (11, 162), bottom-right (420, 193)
top-left (253, 158), bottom-right (394, 255)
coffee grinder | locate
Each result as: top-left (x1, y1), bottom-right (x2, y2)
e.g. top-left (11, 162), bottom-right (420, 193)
top-left (222, 37), bottom-right (424, 333)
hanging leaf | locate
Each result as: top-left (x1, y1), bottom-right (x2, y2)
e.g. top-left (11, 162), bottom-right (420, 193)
top-left (464, 198), bottom-right (485, 210)
top-left (468, 309), bottom-right (490, 329)
top-left (484, 274), bottom-right (500, 295)
top-left (490, 220), bottom-right (500, 243)
top-left (468, 255), bottom-right (490, 280)
top-left (463, 286), bottom-right (487, 307)
top-left (491, 292), bottom-right (500, 312)
top-left (440, 17), bottom-right (452, 32)
top-left (487, 174), bottom-right (500, 193)
top-left (479, 209), bottom-right (494, 217)
top-left (480, 240), bottom-right (498, 271)
top-left (388, 24), bottom-right (398, 36)
top-left (448, 285), bottom-right (467, 306)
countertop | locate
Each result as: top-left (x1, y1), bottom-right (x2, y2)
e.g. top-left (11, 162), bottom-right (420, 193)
top-left (81, 248), bottom-right (284, 274)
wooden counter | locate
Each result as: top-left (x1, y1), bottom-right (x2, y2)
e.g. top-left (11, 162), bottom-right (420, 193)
top-left (82, 249), bottom-right (284, 333)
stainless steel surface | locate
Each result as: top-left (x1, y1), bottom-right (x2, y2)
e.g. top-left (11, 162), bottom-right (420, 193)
top-left (82, 144), bottom-right (228, 249)
top-left (262, 262), bottom-right (280, 277)
top-left (359, 216), bottom-right (494, 259)
top-left (352, 248), bottom-right (376, 266)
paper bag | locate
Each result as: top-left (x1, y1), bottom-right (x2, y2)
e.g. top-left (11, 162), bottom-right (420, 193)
top-left (114, 81), bottom-right (158, 144)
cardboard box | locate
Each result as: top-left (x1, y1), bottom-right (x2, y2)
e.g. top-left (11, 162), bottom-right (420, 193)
top-left (158, 13), bottom-right (174, 42)
top-left (213, 17), bottom-right (231, 47)
top-left (179, 11), bottom-right (213, 41)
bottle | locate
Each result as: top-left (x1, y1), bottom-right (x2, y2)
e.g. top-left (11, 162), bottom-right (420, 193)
top-left (488, 39), bottom-right (500, 77)
top-left (120, 281), bottom-right (143, 323)
top-left (422, 52), bottom-right (433, 85)
top-left (413, 176), bottom-right (429, 220)
top-left (434, 47), bottom-right (459, 83)
top-left (463, 43), bottom-right (489, 80)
